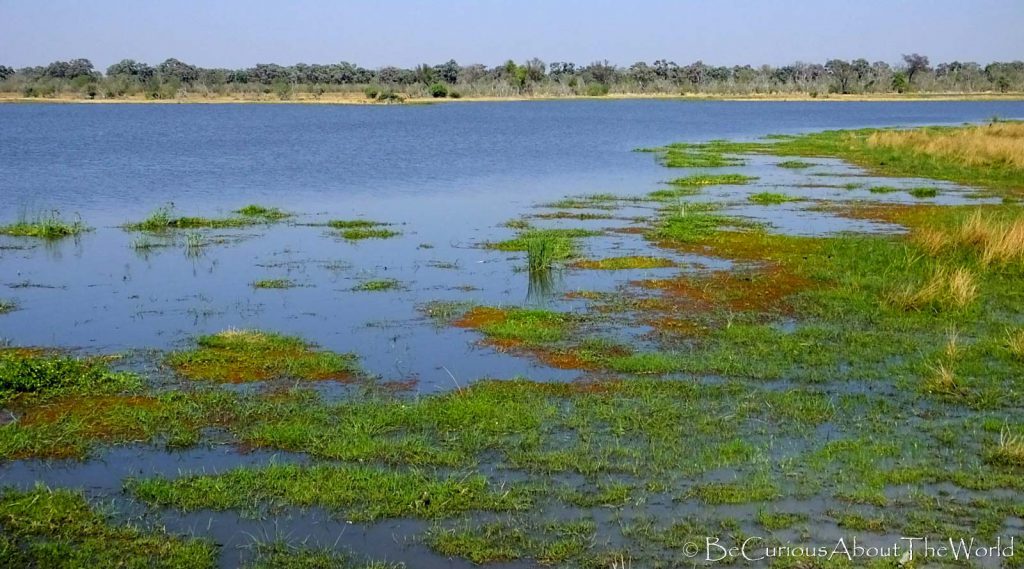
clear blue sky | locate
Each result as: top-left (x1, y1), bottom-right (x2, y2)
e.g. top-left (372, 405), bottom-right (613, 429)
top-left (2, 0), bottom-right (1022, 69)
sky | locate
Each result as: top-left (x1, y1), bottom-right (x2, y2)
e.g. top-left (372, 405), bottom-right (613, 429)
top-left (2, 0), bottom-right (1022, 70)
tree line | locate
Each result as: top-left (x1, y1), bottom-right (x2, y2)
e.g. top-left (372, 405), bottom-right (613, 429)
top-left (1, 54), bottom-right (1022, 101)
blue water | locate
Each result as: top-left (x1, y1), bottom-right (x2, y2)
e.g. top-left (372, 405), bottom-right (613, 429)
top-left (2, 100), bottom-right (1022, 224)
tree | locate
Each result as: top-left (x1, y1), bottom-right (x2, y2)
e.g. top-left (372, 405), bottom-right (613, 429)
top-left (107, 59), bottom-right (155, 81)
top-left (434, 59), bottom-right (459, 84)
top-left (825, 59), bottom-right (854, 93)
top-left (902, 53), bottom-right (931, 83)
top-left (628, 61), bottom-right (656, 89)
top-left (157, 58), bottom-right (199, 83)
top-left (44, 59), bottom-right (95, 79)
top-left (0, 65), bottom-right (13, 81)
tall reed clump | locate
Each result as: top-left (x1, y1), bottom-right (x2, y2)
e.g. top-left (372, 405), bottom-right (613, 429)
top-left (989, 429), bottom-right (1024, 467)
top-left (913, 211), bottom-right (1024, 266)
top-left (887, 266), bottom-right (978, 311)
top-left (921, 328), bottom-right (968, 397)
top-left (525, 234), bottom-right (574, 273)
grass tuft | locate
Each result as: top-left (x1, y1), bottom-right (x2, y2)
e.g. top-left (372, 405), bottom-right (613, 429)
top-left (748, 192), bottom-right (799, 205)
top-left (0, 211), bottom-right (87, 239)
top-left (251, 279), bottom-right (296, 289)
top-left (353, 278), bottom-right (402, 292)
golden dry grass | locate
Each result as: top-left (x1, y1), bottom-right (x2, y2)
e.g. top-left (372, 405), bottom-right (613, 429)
top-left (912, 210), bottom-right (1024, 266)
top-left (923, 361), bottom-right (965, 396)
top-left (867, 122), bottom-right (1024, 169)
top-left (991, 429), bottom-right (1024, 466)
top-left (1006, 328), bottom-right (1024, 359)
top-left (887, 266), bottom-right (978, 311)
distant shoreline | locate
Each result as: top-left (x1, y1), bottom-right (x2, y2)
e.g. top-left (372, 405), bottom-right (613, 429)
top-left (3, 91), bottom-right (1024, 105)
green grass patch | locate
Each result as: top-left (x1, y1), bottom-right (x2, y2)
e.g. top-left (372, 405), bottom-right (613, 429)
top-left (668, 174), bottom-right (757, 187)
top-left (125, 204), bottom-right (284, 231)
top-left (339, 227), bottom-right (400, 240)
top-left (245, 541), bottom-right (401, 569)
top-left (0, 299), bottom-right (15, 314)
top-left (868, 186), bottom-right (901, 194)
top-left (126, 463), bottom-right (531, 521)
top-left (777, 160), bottom-right (815, 169)
top-left (487, 228), bottom-right (601, 271)
top-left (908, 187), bottom-right (940, 198)
top-left (327, 219), bottom-right (386, 229)
top-left (352, 278), bottom-right (402, 292)
top-left (748, 192), bottom-right (799, 204)
top-left (165, 329), bottom-right (359, 382)
top-left (234, 204), bottom-right (291, 221)
top-left (0, 348), bottom-right (141, 405)
top-left (636, 142), bottom-right (745, 168)
top-left (571, 256), bottom-right (676, 270)
top-left (251, 279), bottom-right (296, 289)
top-left (0, 212), bottom-right (87, 239)
top-left (0, 486), bottom-right (216, 568)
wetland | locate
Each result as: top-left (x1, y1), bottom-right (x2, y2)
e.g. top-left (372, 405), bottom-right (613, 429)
top-left (2, 100), bottom-right (1024, 568)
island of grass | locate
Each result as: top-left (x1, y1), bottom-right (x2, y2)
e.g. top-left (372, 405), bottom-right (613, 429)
top-left (124, 204), bottom-right (290, 231)
top-left (352, 278), bottom-right (402, 292)
top-left (649, 174), bottom-right (757, 200)
top-left (165, 329), bottom-right (360, 382)
top-left (570, 256), bottom-right (676, 270)
top-left (748, 192), bottom-right (800, 204)
top-left (251, 278), bottom-right (296, 289)
top-left (0, 300), bottom-right (15, 314)
top-left (0, 212), bottom-right (88, 239)
top-left (327, 219), bottom-right (401, 240)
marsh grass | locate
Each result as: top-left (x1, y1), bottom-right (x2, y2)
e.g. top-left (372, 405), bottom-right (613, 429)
top-left (234, 204), bottom-right (290, 221)
top-left (126, 463), bottom-right (531, 521)
top-left (251, 279), bottom-right (296, 289)
top-left (353, 278), bottom-right (402, 292)
top-left (327, 219), bottom-right (385, 229)
top-left (125, 204), bottom-right (287, 232)
top-left (989, 429), bottom-right (1024, 467)
top-left (165, 329), bottom-right (359, 382)
top-left (776, 160), bottom-right (815, 169)
top-left (340, 227), bottom-right (400, 240)
top-left (650, 204), bottom-right (735, 243)
top-left (1006, 329), bottom-right (1024, 359)
top-left (908, 187), bottom-right (939, 198)
top-left (0, 211), bottom-right (87, 239)
top-left (686, 123), bottom-right (1024, 192)
top-left (913, 210), bottom-right (1024, 266)
top-left (571, 256), bottom-right (676, 270)
top-left (0, 349), bottom-right (141, 405)
top-left (668, 174), bottom-right (757, 187)
top-left (489, 228), bottom-right (600, 271)
top-left (246, 542), bottom-right (401, 569)
top-left (0, 486), bottom-right (216, 568)
top-left (866, 122), bottom-right (1024, 170)
top-left (636, 143), bottom-right (745, 168)
top-left (0, 299), bottom-right (15, 314)
top-left (886, 266), bottom-right (978, 312)
top-left (748, 192), bottom-right (799, 205)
